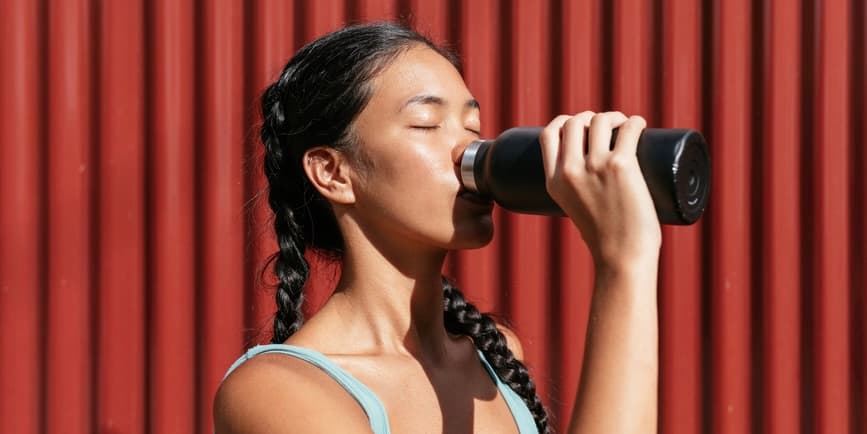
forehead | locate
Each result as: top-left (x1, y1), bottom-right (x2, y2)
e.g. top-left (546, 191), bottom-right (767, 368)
top-left (366, 45), bottom-right (472, 111)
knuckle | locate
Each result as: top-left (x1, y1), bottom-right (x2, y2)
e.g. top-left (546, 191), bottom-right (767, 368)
top-left (562, 116), bottom-right (586, 133)
top-left (592, 111), bottom-right (626, 128)
top-left (543, 115), bottom-right (570, 135)
top-left (576, 110), bottom-right (596, 120)
top-left (607, 155), bottom-right (631, 172)
top-left (609, 112), bottom-right (629, 126)
top-left (589, 113), bottom-right (609, 128)
top-left (540, 123), bottom-right (562, 146)
top-left (551, 114), bottom-right (572, 125)
top-left (585, 156), bottom-right (605, 172)
top-left (619, 116), bottom-right (646, 134)
top-left (561, 161), bottom-right (583, 179)
top-left (629, 115), bottom-right (647, 128)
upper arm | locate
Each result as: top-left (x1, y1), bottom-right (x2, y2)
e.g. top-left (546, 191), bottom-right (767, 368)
top-left (496, 324), bottom-right (525, 360)
top-left (213, 355), bottom-right (372, 434)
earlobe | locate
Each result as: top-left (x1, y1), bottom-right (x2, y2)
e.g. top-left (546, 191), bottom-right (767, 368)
top-left (302, 147), bottom-right (356, 205)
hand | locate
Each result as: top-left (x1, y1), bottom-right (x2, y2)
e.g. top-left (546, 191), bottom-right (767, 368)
top-left (540, 111), bottom-right (662, 269)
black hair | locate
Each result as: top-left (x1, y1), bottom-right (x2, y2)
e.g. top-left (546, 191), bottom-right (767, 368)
top-left (260, 22), bottom-right (549, 433)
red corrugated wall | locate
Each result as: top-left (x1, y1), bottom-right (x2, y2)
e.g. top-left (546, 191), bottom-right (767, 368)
top-left (0, 0), bottom-right (864, 433)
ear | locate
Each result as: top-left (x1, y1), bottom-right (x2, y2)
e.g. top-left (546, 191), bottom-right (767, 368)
top-left (302, 146), bottom-right (356, 205)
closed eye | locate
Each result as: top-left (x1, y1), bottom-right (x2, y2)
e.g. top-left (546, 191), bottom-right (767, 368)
top-left (412, 125), bottom-right (440, 131)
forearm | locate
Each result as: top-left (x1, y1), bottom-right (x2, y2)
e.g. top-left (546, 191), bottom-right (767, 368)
top-left (567, 257), bottom-right (660, 434)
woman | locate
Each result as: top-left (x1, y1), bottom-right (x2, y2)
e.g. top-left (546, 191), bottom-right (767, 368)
top-left (214, 23), bottom-right (660, 434)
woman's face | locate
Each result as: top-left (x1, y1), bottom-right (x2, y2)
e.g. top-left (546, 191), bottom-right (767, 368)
top-left (346, 45), bottom-right (494, 252)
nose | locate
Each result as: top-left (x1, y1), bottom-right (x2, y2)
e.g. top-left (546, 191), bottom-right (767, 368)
top-left (451, 131), bottom-right (482, 165)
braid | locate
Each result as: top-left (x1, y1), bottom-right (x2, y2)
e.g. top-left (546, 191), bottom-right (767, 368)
top-left (268, 203), bottom-right (308, 343)
top-left (262, 78), bottom-right (310, 344)
top-left (442, 277), bottom-right (550, 433)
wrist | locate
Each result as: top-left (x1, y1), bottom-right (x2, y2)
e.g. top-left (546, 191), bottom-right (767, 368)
top-left (593, 253), bottom-right (660, 284)
top-left (593, 248), bottom-right (660, 274)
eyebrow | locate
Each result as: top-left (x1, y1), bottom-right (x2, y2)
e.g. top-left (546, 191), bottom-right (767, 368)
top-left (400, 94), bottom-right (480, 112)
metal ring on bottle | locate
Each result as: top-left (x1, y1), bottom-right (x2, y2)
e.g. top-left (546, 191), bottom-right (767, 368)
top-left (460, 140), bottom-right (485, 192)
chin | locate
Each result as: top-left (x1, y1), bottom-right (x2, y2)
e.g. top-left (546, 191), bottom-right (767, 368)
top-left (449, 216), bottom-right (495, 250)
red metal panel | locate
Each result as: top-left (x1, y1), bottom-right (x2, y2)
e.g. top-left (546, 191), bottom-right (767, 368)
top-left (860, 0), bottom-right (867, 425)
top-left (611, 0), bottom-right (650, 114)
top-left (0, 1), bottom-right (42, 433)
top-left (3, 1), bottom-right (866, 432)
top-left (354, 0), bottom-right (397, 21)
top-left (658, 1), bottom-right (703, 433)
top-left (149, 0), bottom-right (196, 432)
top-left (762, 1), bottom-right (802, 433)
top-left (554, 0), bottom-right (602, 431)
top-left (198, 1), bottom-right (246, 433)
top-left (304, 0), bottom-right (346, 40)
top-left (504, 0), bottom-right (555, 406)
top-left (97, 0), bottom-right (146, 432)
top-left (45, 0), bottom-right (92, 433)
top-left (859, 0), bottom-right (867, 427)
top-left (453, 0), bottom-right (504, 314)
top-left (405, 0), bottom-right (447, 44)
top-left (709, 0), bottom-right (753, 432)
top-left (811, 0), bottom-right (851, 432)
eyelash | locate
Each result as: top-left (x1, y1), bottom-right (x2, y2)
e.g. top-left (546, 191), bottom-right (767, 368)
top-left (412, 125), bottom-right (481, 136)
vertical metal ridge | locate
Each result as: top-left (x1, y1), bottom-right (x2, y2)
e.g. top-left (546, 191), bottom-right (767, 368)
top-left (852, 0), bottom-right (867, 430)
top-left (709, 0), bottom-right (754, 432)
top-left (658, 0), bottom-right (704, 433)
top-left (149, 0), bottom-right (196, 432)
top-left (0, 1), bottom-right (42, 432)
top-left (45, 0), bottom-right (93, 433)
top-left (762, 1), bottom-right (804, 434)
top-left (96, 0), bottom-right (147, 433)
top-left (811, 0), bottom-right (852, 432)
top-left (197, 1), bottom-right (246, 433)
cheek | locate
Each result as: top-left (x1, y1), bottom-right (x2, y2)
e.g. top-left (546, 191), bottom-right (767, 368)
top-left (369, 142), bottom-right (457, 194)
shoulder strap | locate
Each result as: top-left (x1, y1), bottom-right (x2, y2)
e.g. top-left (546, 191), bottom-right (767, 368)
top-left (223, 344), bottom-right (391, 434)
top-left (476, 350), bottom-right (540, 434)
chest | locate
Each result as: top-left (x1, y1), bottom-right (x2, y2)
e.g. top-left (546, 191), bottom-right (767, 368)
top-left (339, 357), bottom-right (523, 434)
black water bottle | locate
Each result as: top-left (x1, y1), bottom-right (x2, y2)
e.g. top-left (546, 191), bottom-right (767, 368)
top-left (459, 127), bottom-right (711, 225)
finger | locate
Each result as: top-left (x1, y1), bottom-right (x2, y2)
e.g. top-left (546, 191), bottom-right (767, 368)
top-left (559, 111), bottom-right (595, 172)
top-left (612, 115), bottom-right (647, 158)
top-left (587, 112), bottom-right (628, 169)
top-left (539, 114), bottom-right (573, 179)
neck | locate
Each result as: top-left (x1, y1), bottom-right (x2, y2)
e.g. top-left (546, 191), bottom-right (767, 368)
top-left (329, 223), bottom-right (452, 362)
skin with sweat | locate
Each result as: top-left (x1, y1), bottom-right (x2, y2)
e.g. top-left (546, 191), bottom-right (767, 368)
top-left (214, 44), bottom-right (661, 434)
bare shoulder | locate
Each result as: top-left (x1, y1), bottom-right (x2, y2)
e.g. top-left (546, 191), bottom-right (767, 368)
top-left (495, 323), bottom-right (525, 360)
top-left (213, 352), bottom-right (371, 434)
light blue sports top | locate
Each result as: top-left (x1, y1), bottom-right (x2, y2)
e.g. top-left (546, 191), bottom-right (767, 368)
top-left (223, 343), bottom-right (538, 434)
